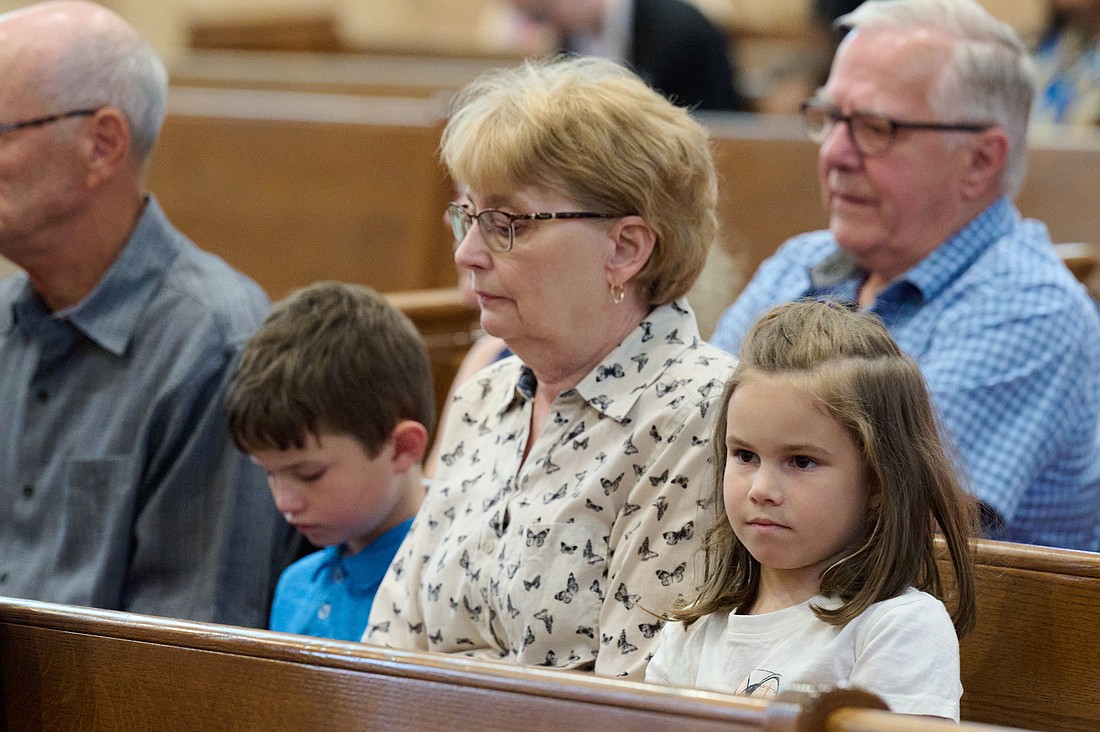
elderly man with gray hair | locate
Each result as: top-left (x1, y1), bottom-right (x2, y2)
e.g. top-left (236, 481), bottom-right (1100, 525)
top-left (0, 1), bottom-right (289, 625)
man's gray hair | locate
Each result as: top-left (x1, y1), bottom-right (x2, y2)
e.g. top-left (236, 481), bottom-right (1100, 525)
top-left (839, 0), bottom-right (1035, 197)
top-left (37, 20), bottom-right (168, 163)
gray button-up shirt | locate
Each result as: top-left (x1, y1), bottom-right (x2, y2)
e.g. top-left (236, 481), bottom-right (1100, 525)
top-left (0, 196), bottom-right (288, 627)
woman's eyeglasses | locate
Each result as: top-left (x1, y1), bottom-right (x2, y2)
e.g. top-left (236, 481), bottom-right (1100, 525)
top-left (447, 203), bottom-right (622, 253)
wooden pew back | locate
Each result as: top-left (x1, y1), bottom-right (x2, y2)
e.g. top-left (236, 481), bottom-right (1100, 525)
top-left (936, 537), bottom-right (1100, 731)
top-left (0, 597), bottom-right (1029, 732)
top-left (0, 597), bottom-right (767, 732)
top-left (168, 49), bottom-right (510, 100)
top-left (146, 86), bottom-right (457, 301)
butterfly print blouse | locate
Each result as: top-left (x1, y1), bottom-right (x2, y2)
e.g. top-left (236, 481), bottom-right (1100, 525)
top-left (365, 299), bottom-right (737, 680)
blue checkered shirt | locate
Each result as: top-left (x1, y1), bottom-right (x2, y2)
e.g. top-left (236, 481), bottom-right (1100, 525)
top-left (712, 198), bottom-right (1100, 551)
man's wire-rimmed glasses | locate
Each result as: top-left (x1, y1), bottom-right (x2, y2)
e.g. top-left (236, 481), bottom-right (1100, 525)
top-left (799, 99), bottom-right (994, 157)
top-left (447, 202), bottom-right (623, 253)
top-left (0, 108), bottom-right (101, 136)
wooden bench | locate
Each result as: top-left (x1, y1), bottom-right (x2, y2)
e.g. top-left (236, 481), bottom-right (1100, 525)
top-left (187, 11), bottom-right (344, 53)
top-left (146, 86), bottom-right (457, 301)
top-left (168, 49), bottom-right (511, 101)
top-left (936, 537), bottom-right (1100, 732)
top-left (0, 596), bottom-right (921, 732)
top-left (146, 92), bottom-right (1100, 309)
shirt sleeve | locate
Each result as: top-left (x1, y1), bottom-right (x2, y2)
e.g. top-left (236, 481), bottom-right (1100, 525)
top-left (710, 238), bottom-right (812, 354)
top-left (125, 347), bottom-right (293, 628)
top-left (644, 622), bottom-right (678, 685)
top-left (918, 281), bottom-right (1100, 530)
top-left (850, 593), bottom-right (961, 721)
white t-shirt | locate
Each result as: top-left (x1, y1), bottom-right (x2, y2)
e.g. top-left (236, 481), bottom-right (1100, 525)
top-left (646, 588), bottom-right (961, 721)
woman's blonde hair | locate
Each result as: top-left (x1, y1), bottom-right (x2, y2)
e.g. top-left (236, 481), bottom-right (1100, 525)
top-left (673, 300), bottom-right (978, 635)
top-left (441, 55), bottom-right (718, 305)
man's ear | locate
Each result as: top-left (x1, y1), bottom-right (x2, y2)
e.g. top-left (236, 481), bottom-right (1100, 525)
top-left (389, 420), bottom-right (429, 473)
top-left (959, 127), bottom-right (1008, 202)
top-left (606, 215), bottom-right (657, 288)
top-left (83, 107), bottom-right (131, 188)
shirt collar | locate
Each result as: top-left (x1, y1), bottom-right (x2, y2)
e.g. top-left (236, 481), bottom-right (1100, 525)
top-left (61, 197), bottom-right (183, 356)
top-left (809, 196), bottom-right (1017, 302)
top-left (2, 273), bottom-right (37, 334)
top-left (898, 197), bottom-right (1016, 301)
top-left (310, 517), bottom-right (414, 588)
top-left (495, 298), bottom-right (703, 424)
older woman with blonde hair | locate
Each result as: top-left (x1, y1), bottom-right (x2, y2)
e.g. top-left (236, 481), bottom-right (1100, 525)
top-left (365, 55), bottom-right (736, 681)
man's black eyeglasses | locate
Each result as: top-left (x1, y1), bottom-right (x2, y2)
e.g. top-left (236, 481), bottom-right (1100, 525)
top-left (799, 100), bottom-right (994, 157)
top-left (0, 108), bottom-right (100, 136)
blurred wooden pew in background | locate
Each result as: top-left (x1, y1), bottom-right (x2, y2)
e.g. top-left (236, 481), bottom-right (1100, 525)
top-left (168, 49), bottom-right (509, 100)
top-left (147, 85), bottom-right (457, 300)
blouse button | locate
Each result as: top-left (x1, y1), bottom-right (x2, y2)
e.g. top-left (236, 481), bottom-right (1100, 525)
top-left (317, 603), bottom-right (331, 621)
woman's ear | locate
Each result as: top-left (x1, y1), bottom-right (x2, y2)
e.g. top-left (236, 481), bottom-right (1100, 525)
top-left (389, 420), bottom-right (429, 473)
top-left (606, 215), bottom-right (657, 287)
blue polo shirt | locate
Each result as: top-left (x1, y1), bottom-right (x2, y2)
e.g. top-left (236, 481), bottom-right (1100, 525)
top-left (269, 517), bottom-right (414, 641)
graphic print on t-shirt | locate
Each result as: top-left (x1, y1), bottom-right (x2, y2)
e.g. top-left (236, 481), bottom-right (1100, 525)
top-left (736, 668), bottom-right (782, 699)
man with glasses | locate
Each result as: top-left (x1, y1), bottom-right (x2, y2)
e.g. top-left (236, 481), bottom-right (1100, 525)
top-left (712, 0), bottom-right (1100, 552)
top-left (0, 1), bottom-right (290, 624)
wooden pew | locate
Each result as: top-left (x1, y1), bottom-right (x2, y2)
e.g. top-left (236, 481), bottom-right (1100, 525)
top-left (0, 596), bottom-right (908, 732)
top-left (1052, 242), bottom-right (1100, 299)
top-left (826, 707), bottom-right (1025, 732)
top-left (146, 86), bottom-right (457, 301)
top-left (936, 537), bottom-right (1100, 732)
top-left (168, 49), bottom-right (511, 100)
top-left (187, 11), bottom-right (343, 53)
top-left (704, 114), bottom-right (1100, 294)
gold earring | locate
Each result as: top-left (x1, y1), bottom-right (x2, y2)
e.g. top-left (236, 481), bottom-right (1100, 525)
top-left (610, 282), bottom-right (625, 304)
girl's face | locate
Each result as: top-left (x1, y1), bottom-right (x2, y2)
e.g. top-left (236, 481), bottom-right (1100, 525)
top-left (723, 374), bottom-right (874, 608)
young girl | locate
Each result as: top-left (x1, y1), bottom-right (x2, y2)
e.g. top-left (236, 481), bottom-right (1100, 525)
top-left (646, 301), bottom-right (978, 721)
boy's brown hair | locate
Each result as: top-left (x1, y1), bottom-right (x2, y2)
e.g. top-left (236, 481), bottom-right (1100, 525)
top-left (226, 281), bottom-right (434, 457)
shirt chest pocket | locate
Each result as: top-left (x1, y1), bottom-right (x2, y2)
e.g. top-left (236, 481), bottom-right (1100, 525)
top-left (60, 457), bottom-right (131, 555)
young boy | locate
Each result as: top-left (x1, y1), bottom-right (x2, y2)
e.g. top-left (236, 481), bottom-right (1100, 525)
top-left (226, 281), bottom-right (434, 641)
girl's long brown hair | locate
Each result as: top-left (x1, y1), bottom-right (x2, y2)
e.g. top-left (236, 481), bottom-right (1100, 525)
top-left (671, 301), bottom-right (978, 635)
